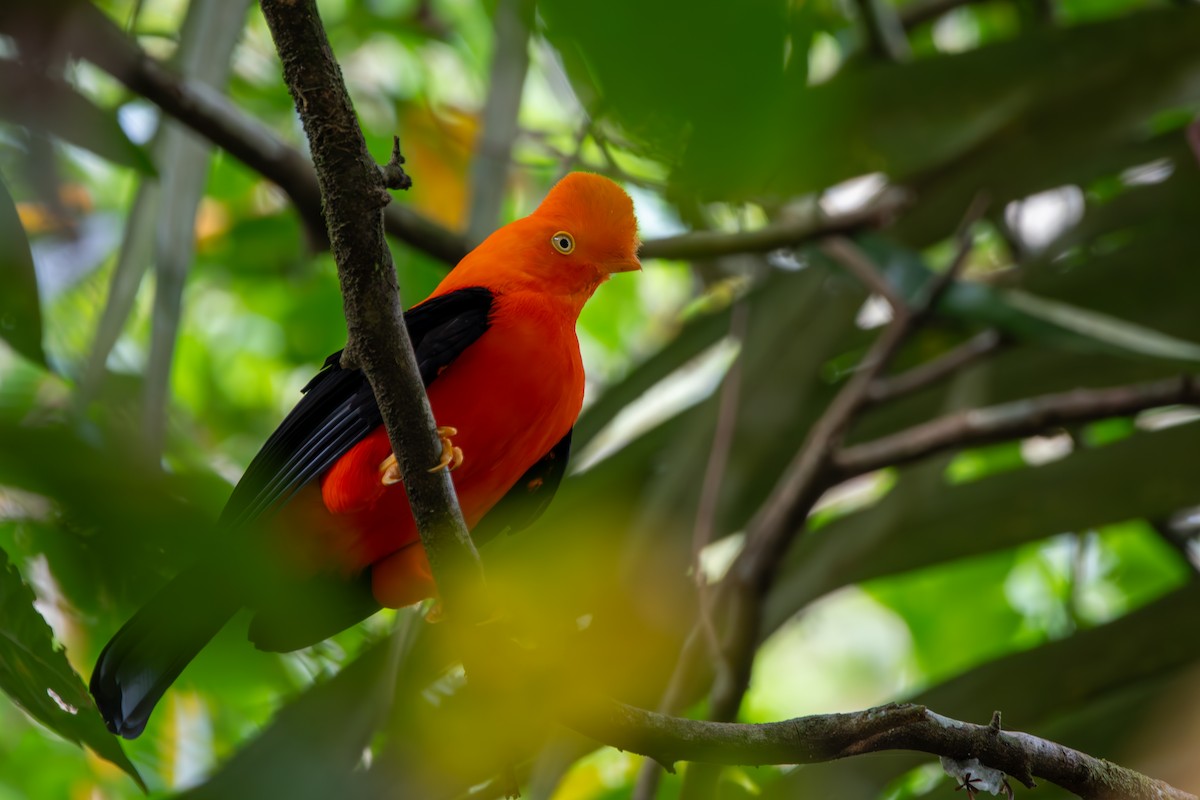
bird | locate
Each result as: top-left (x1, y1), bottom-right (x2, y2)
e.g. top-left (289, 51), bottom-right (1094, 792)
top-left (89, 172), bottom-right (640, 739)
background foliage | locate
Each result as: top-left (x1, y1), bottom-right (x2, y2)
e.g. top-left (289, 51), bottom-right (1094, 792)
top-left (1, 0), bottom-right (1199, 797)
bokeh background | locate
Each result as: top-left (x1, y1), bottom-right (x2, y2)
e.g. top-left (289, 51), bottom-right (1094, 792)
top-left (1, 0), bottom-right (1200, 797)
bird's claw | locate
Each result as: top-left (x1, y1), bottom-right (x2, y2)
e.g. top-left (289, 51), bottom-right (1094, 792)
top-left (379, 453), bottom-right (402, 486)
top-left (378, 426), bottom-right (463, 484)
top-left (428, 426), bottom-right (463, 473)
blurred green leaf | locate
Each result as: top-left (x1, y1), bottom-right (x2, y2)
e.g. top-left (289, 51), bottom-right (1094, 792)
top-left (1002, 289), bottom-right (1200, 363)
top-left (0, 172), bottom-right (45, 366)
top-left (767, 422), bottom-right (1200, 634)
top-left (867, 548), bottom-right (1028, 688)
top-left (183, 617), bottom-right (414, 800)
top-left (540, 0), bottom-right (795, 166)
top-left (0, 548), bottom-right (143, 788)
top-left (851, 234), bottom-right (1200, 364)
top-left (0, 61), bottom-right (155, 175)
top-left (764, 580), bottom-right (1200, 800)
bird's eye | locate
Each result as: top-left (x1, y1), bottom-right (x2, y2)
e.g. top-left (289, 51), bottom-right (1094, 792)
top-left (551, 231), bottom-right (575, 255)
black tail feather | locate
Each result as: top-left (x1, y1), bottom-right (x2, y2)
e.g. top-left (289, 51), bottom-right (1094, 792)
top-left (248, 569), bottom-right (380, 653)
top-left (90, 563), bottom-right (241, 739)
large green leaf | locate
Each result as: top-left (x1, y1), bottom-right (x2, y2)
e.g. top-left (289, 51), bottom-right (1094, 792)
top-left (0, 548), bottom-right (143, 788)
top-left (182, 615), bottom-right (417, 800)
top-left (847, 234), bottom-right (1200, 365)
top-left (544, 5), bottom-right (1200, 205)
top-left (0, 172), bottom-right (45, 366)
top-left (767, 421), bottom-right (1200, 632)
top-left (539, 0), bottom-right (797, 165)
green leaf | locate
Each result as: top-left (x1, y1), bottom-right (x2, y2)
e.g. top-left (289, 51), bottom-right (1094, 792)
top-left (1000, 289), bottom-right (1200, 363)
top-left (849, 234), bottom-right (1200, 364)
top-left (0, 60), bottom-right (156, 175)
top-left (182, 616), bottom-right (416, 800)
top-left (0, 548), bottom-right (144, 789)
top-left (766, 422), bottom-right (1200, 633)
top-left (0, 172), bottom-right (45, 366)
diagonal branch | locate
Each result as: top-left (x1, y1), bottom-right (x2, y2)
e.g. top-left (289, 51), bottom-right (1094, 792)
top-left (562, 699), bottom-right (1197, 800)
top-left (639, 191), bottom-right (908, 261)
top-left (11, 0), bottom-right (469, 261)
top-left (836, 374), bottom-right (1200, 477)
top-left (865, 328), bottom-right (1005, 405)
top-left (257, 0), bottom-right (485, 620)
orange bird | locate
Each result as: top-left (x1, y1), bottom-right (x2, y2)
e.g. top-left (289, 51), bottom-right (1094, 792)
top-left (91, 172), bottom-right (640, 738)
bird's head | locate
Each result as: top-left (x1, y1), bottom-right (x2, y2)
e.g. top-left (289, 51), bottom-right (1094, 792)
top-left (438, 172), bottom-right (640, 310)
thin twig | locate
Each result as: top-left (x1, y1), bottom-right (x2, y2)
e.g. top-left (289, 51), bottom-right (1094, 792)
top-left (639, 190), bottom-right (909, 261)
top-left (693, 301), bottom-right (749, 661)
top-left (380, 135), bottom-right (413, 190)
top-left (632, 301), bottom-right (749, 800)
top-left (836, 374), bottom-right (1200, 478)
top-left (820, 236), bottom-right (909, 313)
top-left (916, 191), bottom-right (989, 316)
top-left (865, 329), bottom-right (1005, 405)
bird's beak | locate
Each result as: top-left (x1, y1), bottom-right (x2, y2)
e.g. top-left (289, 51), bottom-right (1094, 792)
top-left (607, 255), bottom-right (642, 274)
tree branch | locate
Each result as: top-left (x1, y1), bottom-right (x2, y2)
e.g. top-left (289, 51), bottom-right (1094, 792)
top-left (563, 699), bottom-right (1197, 800)
top-left (11, 0), bottom-right (469, 261)
top-left (638, 190), bottom-right (908, 261)
top-left (820, 235), bottom-right (910, 311)
top-left (836, 374), bottom-right (1200, 477)
top-left (257, 0), bottom-right (484, 620)
top-left (865, 328), bottom-right (1006, 405)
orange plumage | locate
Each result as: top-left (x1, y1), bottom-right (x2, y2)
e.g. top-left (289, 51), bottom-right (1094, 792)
top-left (90, 172), bottom-right (640, 738)
top-left (302, 172), bottom-right (640, 605)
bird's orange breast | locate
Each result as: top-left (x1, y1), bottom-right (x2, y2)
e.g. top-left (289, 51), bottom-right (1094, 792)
top-left (299, 290), bottom-right (585, 606)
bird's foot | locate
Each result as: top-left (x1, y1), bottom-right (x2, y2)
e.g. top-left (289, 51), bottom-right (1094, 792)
top-left (379, 453), bottom-right (402, 486)
top-left (428, 426), bottom-right (463, 473)
top-left (424, 599), bottom-right (445, 623)
top-left (377, 426), bottom-right (463, 484)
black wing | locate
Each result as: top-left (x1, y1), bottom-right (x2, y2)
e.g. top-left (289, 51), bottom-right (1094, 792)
top-left (220, 286), bottom-right (494, 528)
top-left (471, 428), bottom-right (573, 547)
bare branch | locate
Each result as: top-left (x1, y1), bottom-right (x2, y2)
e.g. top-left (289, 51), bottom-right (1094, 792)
top-left (836, 375), bottom-right (1200, 477)
top-left (258, 0), bottom-right (484, 620)
top-left (380, 135), bottom-right (413, 191)
top-left (563, 699), bottom-right (1197, 800)
top-left (865, 329), bottom-right (1005, 405)
top-left (820, 236), bottom-right (909, 313)
top-left (15, 1), bottom-right (469, 261)
top-left (639, 190), bottom-right (909, 262)
top-left (915, 190), bottom-right (989, 316)
top-left (632, 302), bottom-right (749, 800)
